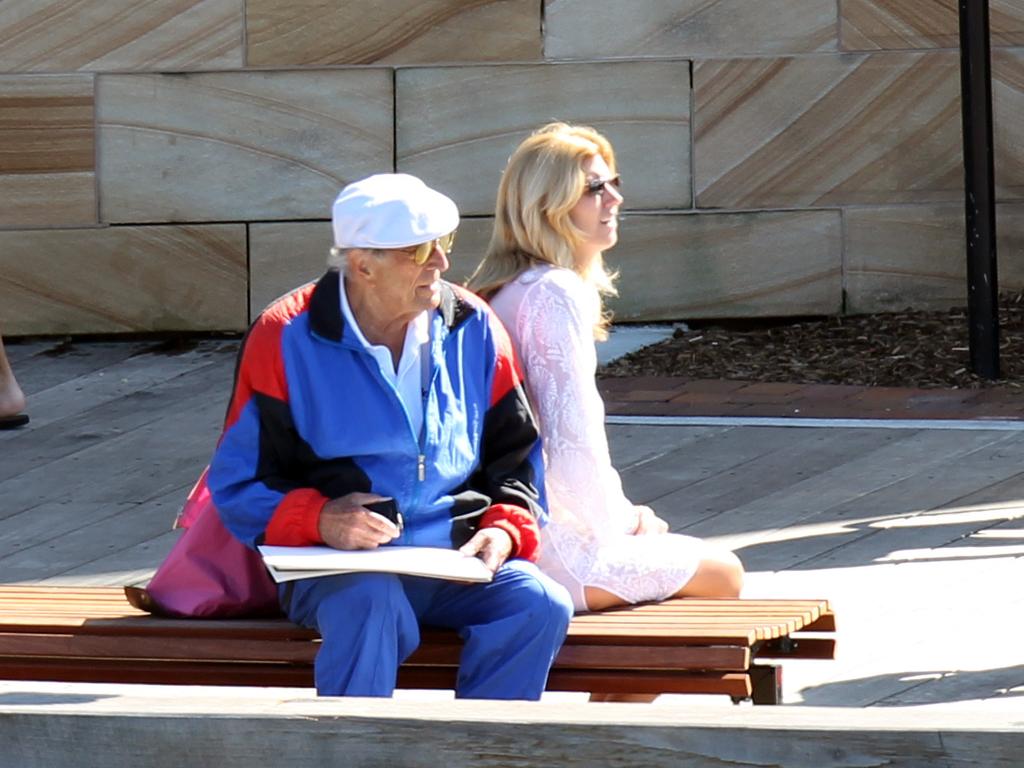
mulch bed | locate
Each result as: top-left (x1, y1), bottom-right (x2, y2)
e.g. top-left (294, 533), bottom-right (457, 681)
top-left (600, 292), bottom-right (1024, 391)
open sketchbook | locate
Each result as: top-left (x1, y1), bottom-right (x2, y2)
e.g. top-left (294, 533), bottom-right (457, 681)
top-left (257, 545), bottom-right (494, 584)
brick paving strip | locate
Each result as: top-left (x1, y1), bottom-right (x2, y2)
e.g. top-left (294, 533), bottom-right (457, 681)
top-left (598, 378), bottom-right (1023, 422)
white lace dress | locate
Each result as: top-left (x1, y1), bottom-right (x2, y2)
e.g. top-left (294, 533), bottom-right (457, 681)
top-left (490, 265), bottom-right (705, 612)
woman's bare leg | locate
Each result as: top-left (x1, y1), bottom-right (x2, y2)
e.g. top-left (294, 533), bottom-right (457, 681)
top-left (583, 547), bottom-right (744, 702)
top-left (0, 333), bottom-right (27, 419)
top-left (675, 548), bottom-right (744, 599)
top-left (582, 548), bottom-right (744, 612)
top-left (583, 585), bottom-right (630, 612)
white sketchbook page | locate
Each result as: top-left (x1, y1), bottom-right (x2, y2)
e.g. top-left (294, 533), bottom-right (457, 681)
top-left (257, 545), bottom-right (493, 584)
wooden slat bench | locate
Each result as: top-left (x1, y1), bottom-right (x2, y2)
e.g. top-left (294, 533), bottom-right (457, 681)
top-left (0, 585), bottom-right (835, 704)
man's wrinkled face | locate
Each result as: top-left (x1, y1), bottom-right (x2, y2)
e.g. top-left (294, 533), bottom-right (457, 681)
top-left (378, 236), bottom-right (453, 317)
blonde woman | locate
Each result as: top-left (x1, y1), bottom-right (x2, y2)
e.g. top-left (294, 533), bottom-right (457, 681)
top-left (469, 123), bottom-right (743, 614)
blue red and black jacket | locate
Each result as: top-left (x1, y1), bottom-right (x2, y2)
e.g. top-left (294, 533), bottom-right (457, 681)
top-left (207, 271), bottom-right (546, 560)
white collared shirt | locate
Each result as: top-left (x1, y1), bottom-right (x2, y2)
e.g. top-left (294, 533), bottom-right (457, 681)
top-left (339, 274), bottom-right (430, 439)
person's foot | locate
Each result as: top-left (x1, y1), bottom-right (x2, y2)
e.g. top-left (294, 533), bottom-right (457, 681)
top-left (0, 377), bottom-right (28, 429)
top-left (0, 413), bottom-right (28, 429)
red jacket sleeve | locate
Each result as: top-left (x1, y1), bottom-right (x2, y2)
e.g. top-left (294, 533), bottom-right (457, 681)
top-left (480, 504), bottom-right (540, 562)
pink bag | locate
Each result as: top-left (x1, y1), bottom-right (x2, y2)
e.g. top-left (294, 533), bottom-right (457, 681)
top-left (125, 467), bottom-right (281, 618)
top-left (175, 466), bottom-right (213, 529)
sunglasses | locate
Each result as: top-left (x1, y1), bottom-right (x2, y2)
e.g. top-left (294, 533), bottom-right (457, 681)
top-left (585, 175), bottom-right (622, 196)
top-left (398, 231), bottom-right (458, 265)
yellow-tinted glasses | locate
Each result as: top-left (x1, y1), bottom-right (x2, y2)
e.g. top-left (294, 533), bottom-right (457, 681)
top-left (398, 231), bottom-right (457, 265)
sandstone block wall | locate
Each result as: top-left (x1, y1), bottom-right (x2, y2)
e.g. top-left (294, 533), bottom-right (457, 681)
top-left (2, 0), bottom-right (1023, 335)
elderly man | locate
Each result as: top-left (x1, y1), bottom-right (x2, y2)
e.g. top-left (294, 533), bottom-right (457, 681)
top-left (208, 173), bottom-right (573, 699)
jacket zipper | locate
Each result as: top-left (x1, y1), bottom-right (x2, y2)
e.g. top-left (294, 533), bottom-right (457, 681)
top-left (415, 347), bottom-right (440, 488)
top-left (333, 314), bottom-right (444, 534)
top-left (409, 328), bottom-right (444, 527)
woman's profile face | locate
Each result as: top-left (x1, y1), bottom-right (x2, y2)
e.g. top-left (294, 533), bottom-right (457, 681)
top-left (568, 153), bottom-right (623, 267)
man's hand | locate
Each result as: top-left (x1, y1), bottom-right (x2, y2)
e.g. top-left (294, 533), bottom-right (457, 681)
top-left (318, 492), bottom-right (400, 550)
top-left (459, 527), bottom-right (513, 573)
top-left (633, 505), bottom-right (669, 536)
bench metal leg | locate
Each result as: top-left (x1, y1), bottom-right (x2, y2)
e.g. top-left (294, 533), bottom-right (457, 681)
top-left (749, 664), bottom-right (783, 705)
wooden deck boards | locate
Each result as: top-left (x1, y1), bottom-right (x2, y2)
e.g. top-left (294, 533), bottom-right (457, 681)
top-left (1, 337), bottom-right (1022, 710)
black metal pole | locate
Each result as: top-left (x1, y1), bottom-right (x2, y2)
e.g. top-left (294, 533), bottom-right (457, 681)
top-left (958, 0), bottom-right (1000, 379)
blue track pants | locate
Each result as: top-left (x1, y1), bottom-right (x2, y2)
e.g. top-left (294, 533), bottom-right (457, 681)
top-left (281, 559), bottom-right (573, 699)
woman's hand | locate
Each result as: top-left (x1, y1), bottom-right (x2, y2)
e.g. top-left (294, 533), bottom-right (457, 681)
top-left (633, 505), bottom-right (669, 536)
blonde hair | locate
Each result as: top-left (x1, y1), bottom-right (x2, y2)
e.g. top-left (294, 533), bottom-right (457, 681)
top-left (467, 122), bottom-right (619, 338)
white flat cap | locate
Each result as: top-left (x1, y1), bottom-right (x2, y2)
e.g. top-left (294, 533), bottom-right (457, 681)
top-left (331, 173), bottom-right (459, 250)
